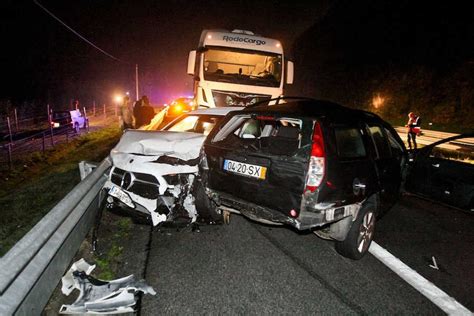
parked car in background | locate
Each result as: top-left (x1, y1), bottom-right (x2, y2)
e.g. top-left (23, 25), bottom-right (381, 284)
top-left (51, 110), bottom-right (88, 133)
top-left (102, 107), bottom-right (243, 226)
top-left (200, 98), bottom-right (407, 259)
top-left (405, 133), bottom-right (474, 212)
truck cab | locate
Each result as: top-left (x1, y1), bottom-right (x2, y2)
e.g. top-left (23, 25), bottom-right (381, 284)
top-left (187, 29), bottom-right (294, 108)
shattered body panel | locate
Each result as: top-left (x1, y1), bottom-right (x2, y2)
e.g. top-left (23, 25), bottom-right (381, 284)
top-left (104, 130), bottom-right (205, 226)
top-left (60, 259), bottom-right (155, 314)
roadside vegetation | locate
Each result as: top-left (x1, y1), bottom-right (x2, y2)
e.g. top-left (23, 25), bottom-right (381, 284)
top-left (0, 124), bottom-right (121, 256)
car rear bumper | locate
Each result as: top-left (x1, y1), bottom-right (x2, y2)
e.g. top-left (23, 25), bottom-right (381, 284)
top-left (208, 189), bottom-right (361, 230)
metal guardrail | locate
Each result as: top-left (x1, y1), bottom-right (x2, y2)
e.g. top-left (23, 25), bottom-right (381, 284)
top-left (0, 158), bottom-right (111, 315)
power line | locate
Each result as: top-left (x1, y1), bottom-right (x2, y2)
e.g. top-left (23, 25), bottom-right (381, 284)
top-left (33, 0), bottom-right (125, 63)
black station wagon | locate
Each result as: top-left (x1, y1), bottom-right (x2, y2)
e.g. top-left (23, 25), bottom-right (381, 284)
top-left (199, 98), bottom-right (407, 259)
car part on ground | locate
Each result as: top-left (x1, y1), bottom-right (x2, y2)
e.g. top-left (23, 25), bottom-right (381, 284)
top-left (60, 259), bottom-right (155, 314)
top-left (201, 97), bottom-right (407, 259)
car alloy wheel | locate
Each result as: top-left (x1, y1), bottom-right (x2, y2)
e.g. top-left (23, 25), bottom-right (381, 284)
top-left (335, 200), bottom-right (377, 260)
top-left (357, 211), bottom-right (375, 253)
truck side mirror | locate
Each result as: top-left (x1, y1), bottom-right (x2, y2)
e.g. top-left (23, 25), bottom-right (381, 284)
top-left (187, 50), bottom-right (196, 75)
top-left (286, 60), bottom-right (294, 84)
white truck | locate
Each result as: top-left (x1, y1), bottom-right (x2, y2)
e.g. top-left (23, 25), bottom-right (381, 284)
top-left (187, 29), bottom-right (294, 107)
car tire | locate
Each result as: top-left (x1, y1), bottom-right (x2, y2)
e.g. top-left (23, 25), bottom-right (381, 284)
top-left (194, 179), bottom-right (222, 223)
top-left (74, 122), bottom-right (80, 134)
top-left (335, 201), bottom-right (376, 260)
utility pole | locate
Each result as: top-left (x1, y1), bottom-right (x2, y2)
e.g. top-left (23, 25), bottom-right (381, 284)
top-left (135, 64), bottom-right (139, 101)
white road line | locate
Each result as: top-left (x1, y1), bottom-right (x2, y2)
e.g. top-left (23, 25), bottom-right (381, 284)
top-left (369, 242), bottom-right (473, 315)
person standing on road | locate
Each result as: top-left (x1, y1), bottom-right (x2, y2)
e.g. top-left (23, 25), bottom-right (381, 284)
top-left (120, 95), bottom-right (134, 130)
top-left (405, 112), bottom-right (421, 150)
top-left (73, 100), bottom-right (80, 110)
top-left (141, 95), bottom-right (155, 127)
top-left (133, 95), bottom-right (155, 128)
top-left (133, 97), bottom-right (144, 128)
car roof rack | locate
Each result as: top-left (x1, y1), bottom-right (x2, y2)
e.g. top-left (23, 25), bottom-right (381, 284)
top-left (246, 96), bottom-right (317, 109)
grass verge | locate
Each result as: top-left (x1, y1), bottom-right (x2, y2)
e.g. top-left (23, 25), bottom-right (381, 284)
top-left (0, 124), bottom-right (121, 256)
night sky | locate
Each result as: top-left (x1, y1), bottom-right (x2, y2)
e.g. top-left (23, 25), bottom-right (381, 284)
top-left (1, 0), bottom-right (329, 107)
top-left (1, 0), bottom-right (473, 119)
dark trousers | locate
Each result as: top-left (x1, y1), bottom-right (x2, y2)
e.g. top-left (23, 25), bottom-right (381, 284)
top-left (407, 132), bottom-right (417, 150)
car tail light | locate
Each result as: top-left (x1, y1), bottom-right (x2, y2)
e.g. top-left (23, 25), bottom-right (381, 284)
top-left (305, 121), bottom-right (325, 192)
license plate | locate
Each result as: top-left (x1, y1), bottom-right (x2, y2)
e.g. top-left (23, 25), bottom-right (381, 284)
top-left (109, 185), bottom-right (134, 208)
top-left (223, 159), bottom-right (267, 180)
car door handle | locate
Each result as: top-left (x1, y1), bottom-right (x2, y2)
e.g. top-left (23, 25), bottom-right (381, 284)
top-left (432, 163), bottom-right (440, 168)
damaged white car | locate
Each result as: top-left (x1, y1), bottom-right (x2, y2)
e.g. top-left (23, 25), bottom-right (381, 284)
top-left (103, 107), bottom-right (242, 226)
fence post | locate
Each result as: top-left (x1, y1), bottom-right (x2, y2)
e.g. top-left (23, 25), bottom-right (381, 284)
top-left (47, 104), bottom-right (51, 126)
top-left (83, 107), bottom-right (89, 132)
top-left (14, 108), bottom-right (19, 132)
top-left (7, 143), bottom-right (12, 170)
top-left (49, 113), bottom-right (54, 147)
top-left (93, 101), bottom-right (96, 117)
top-left (7, 117), bottom-right (13, 145)
top-left (103, 104), bottom-right (106, 117)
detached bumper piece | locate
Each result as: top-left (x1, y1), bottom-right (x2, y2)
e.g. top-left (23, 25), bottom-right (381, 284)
top-left (60, 259), bottom-right (156, 314)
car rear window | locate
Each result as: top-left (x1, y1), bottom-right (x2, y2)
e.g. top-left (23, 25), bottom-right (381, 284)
top-left (334, 127), bottom-right (366, 158)
top-left (212, 115), bottom-right (303, 155)
top-left (53, 112), bottom-right (69, 119)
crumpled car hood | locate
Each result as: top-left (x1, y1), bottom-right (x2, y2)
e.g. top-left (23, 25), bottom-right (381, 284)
top-left (110, 130), bottom-right (206, 175)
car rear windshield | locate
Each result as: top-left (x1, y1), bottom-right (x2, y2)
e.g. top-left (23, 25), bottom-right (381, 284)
top-left (211, 115), bottom-right (303, 155)
top-left (53, 112), bottom-right (70, 119)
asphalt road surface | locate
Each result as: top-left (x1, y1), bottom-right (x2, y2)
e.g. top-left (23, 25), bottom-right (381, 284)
top-left (140, 194), bottom-right (473, 314)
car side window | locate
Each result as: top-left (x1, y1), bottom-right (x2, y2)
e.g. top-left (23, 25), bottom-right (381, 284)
top-left (194, 117), bottom-right (220, 135)
top-left (368, 125), bottom-right (391, 159)
top-left (334, 127), bottom-right (366, 159)
top-left (167, 115), bottom-right (199, 132)
top-left (384, 127), bottom-right (404, 158)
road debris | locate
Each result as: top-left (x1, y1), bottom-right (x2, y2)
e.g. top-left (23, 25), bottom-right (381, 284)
top-left (59, 259), bottom-right (156, 314)
top-left (429, 256), bottom-right (439, 270)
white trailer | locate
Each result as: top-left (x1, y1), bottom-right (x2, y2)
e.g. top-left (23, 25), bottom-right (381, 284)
top-left (187, 29), bottom-right (294, 107)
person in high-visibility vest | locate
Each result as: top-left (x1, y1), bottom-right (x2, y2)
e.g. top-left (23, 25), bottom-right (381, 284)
top-left (405, 112), bottom-right (421, 150)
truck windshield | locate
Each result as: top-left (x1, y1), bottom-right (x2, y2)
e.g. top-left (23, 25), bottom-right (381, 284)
top-left (203, 48), bottom-right (282, 88)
